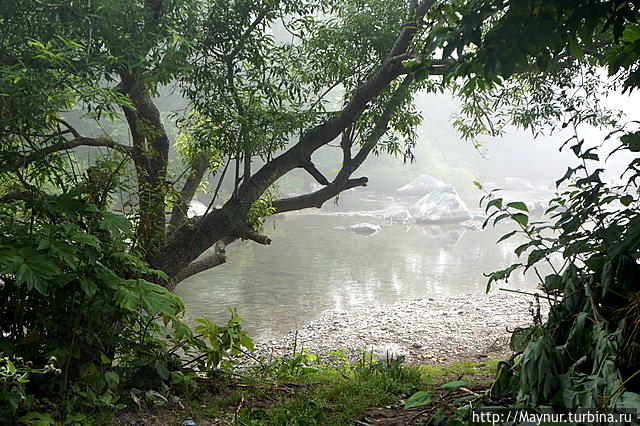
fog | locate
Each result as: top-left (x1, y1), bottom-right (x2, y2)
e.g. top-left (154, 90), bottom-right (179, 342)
top-left (174, 86), bottom-right (639, 337)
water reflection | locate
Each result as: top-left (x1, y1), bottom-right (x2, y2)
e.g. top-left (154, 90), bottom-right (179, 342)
top-left (176, 204), bottom-right (540, 340)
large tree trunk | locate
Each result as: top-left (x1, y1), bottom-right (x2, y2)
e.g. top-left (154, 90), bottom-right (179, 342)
top-left (120, 74), bottom-right (170, 257)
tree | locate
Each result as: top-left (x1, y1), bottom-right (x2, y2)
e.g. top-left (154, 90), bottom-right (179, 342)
top-left (2, 0), bottom-right (629, 291)
top-left (0, 0), bottom-right (454, 288)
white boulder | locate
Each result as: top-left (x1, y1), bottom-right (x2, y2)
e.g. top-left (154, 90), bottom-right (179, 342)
top-left (410, 185), bottom-right (471, 224)
top-left (382, 207), bottom-right (413, 224)
top-left (187, 200), bottom-right (208, 218)
top-left (397, 175), bottom-right (446, 195)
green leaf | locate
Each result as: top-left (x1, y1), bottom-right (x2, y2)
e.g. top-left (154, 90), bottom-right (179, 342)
top-left (441, 380), bottom-right (470, 390)
top-left (5, 359), bottom-right (17, 375)
top-left (507, 202), bottom-right (528, 212)
top-left (485, 198), bottom-right (503, 213)
top-left (99, 212), bottom-right (132, 235)
top-left (79, 277), bottom-right (97, 298)
top-left (620, 195), bottom-right (634, 206)
top-left (556, 167), bottom-right (575, 187)
top-left (568, 38), bottom-right (584, 60)
top-left (404, 391), bottom-right (431, 409)
top-left (69, 231), bottom-right (101, 249)
top-left (493, 213), bottom-right (511, 226)
top-left (155, 362), bottom-right (169, 380)
top-left (18, 412), bottom-right (56, 426)
top-left (512, 213), bottom-right (529, 226)
top-left (145, 389), bottom-right (168, 406)
top-left (543, 274), bottom-right (563, 291)
top-left (616, 391), bottom-right (640, 410)
top-left (104, 371), bottom-right (119, 390)
top-left (497, 230), bottom-right (518, 244)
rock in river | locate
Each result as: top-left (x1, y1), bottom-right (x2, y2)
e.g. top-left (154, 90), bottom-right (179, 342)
top-left (382, 207), bottom-right (413, 224)
top-left (397, 174), bottom-right (446, 196)
top-left (410, 185), bottom-right (471, 224)
top-left (348, 223), bottom-right (382, 235)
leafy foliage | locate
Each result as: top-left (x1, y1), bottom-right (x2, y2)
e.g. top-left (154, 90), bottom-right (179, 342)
top-left (446, 0), bottom-right (640, 420)
top-left (0, 190), bottom-right (254, 422)
top-left (482, 128), bottom-right (640, 412)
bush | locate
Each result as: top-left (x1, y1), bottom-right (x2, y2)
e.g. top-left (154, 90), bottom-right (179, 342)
top-left (0, 192), bottom-right (249, 422)
top-left (480, 127), bottom-right (640, 414)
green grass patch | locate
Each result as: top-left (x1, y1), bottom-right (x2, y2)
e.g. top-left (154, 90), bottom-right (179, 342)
top-left (418, 359), bottom-right (498, 386)
top-left (109, 357), bottom-right (501, 425)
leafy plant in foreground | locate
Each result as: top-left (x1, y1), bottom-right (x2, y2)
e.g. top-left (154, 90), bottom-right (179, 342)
top-left (0, 191), bottom-right (255, 423)
top-left (478, 123), bottom-right (640, 415)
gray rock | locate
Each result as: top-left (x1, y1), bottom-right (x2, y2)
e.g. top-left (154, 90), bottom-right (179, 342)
top-left (504, 176), bottom-right (533, 190)
top-left (410, 185), bottom-right (471, 224)
top-left (382, 207), bottom-right (413, 224)
top-left (347, 222), bottom-right (381, 235)
top-left (460, 220), bottom-right (481, 231)
top-left (397, 174), bottom-right (446, 196)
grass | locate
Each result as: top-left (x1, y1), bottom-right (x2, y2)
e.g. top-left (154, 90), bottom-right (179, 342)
top-left (120, 356), bottom-right (501, 425)
top-left (418, 359), bottom-right (499, 386)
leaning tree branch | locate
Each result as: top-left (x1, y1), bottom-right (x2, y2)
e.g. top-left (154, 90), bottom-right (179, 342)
top-left (170, 251), bottom-right (227, 289)
top-left (152, 0), bottom-right (437, 282)
top-left (233, 0), bottom-right (437, 208)
top-left (272, 177), bottom-right (368, 214)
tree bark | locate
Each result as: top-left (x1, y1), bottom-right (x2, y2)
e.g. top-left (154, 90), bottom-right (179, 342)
top-left (168, 156), bottom-right (209, 231)
top-left (121, 73), bottom-right (170, 256)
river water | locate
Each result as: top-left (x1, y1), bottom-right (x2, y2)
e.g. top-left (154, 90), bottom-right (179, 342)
top-left (175, 190), bottom-right (547, 340)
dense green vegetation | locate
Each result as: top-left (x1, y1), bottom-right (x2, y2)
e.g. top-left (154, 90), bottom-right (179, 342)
top-left (1, 0), bottom-right (639, 424)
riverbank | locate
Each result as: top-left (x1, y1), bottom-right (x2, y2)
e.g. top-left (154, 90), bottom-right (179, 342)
top-left (251, 290), bottom-right (549, 364)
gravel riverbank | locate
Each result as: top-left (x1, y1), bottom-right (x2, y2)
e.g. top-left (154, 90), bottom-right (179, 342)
top-left (250, 291), bottom-right (549, 365)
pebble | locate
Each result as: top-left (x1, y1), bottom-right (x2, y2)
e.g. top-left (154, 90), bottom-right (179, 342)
top-left (246, 291), bottom-right (548, 365)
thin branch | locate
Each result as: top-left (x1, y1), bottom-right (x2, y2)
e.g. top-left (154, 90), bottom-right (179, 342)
top-left (229, 8), bottom-right (270, 59)
top-left (54, 118), bottom-right (81, 137)
top-left (232, 226), bottom-right (271, 245)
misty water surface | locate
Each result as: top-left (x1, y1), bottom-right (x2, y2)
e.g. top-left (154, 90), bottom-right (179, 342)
top-left (176, 190), bottom-right (547, 340)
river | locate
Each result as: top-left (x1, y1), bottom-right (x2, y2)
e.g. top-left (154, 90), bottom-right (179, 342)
top-left (175, 189), bottom-right (548, 340)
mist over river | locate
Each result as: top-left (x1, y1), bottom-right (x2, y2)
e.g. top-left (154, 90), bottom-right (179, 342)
top-left (174, 188), bottom-right (554, 340)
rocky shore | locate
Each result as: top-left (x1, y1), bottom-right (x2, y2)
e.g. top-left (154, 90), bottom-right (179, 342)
top-left (250, 291), bottom-right (549, 364)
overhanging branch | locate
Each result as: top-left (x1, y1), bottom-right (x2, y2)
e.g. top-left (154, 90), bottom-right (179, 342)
top-left (170, 252), bottom-right (226, 289)
top-left (233, 0), bottom-right (437, 207)
top-left (272, 177), bottom-right (368, 213)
